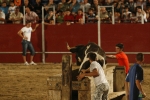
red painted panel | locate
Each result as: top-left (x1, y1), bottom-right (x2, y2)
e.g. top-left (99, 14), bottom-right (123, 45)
top-left (0, 23), bottom-right (149, 63)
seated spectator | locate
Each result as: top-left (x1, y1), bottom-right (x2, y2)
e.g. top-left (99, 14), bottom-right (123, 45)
top-left (91, 0), bottom-right (102, 14)
top-left (8, 2), bottom-right (16, 14)
top-left (56, 10), bottom-right (64, 24)
top-left (121, 7), bottom-right (132, 23)
top-left (14, 0), bottom-right (21, 6)
top-left (0, 2), bottom-right (8, 16)
top-left (70, 0), bottom-right (80, 15)
top-left (44, 0), bottom-right (57, 13)
top-left (0, 8), bottom-right (5, 24)
top-left (136, 6), bottom-right (147, 22)
top-left (80, 0), bottom-right (91, 14)
top-left (75, 9), bottom-right (83, 24)
top-left (63, 9), bottom-right (74, 25)
top-left (114, 11), bottom-right (121, 23)
top-left (9, 7), bottom-right (23, 24)
top-left (25, 7), bottom-right (39, 23)
top-left (57, 0), bottom-right (69, 12)
top-left (20, 0), bottom-right (34, 14)
top-left (45, 10), bottom-right (54, 22)
top-left (130, 12), bottom-right (137, 23)
top-left (116, 0), bottom-right (125, 14)
top-left (99, 7), bottom-right (110, 23)
top-left (34, 0), bottom-right (43, 19)
top-left (127, 0), bottom-right (136, 14)
top-left (86, 8), bottom-right (97, 23)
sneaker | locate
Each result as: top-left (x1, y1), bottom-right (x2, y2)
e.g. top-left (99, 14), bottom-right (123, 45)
top-left (24, 62), bottom-right (29, 65)
top-left (30, 61), bottom-right (37, 65)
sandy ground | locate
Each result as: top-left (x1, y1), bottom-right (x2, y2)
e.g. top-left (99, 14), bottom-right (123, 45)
top-left (0, 63), bottom-right (149, 100)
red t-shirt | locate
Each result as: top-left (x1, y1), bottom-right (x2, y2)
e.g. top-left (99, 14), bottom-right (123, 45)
top-left (116, 52), bottom-right (129, 74)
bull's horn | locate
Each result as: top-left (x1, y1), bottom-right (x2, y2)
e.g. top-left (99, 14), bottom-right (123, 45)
top-left (66, 42), bottom-right (71, 50)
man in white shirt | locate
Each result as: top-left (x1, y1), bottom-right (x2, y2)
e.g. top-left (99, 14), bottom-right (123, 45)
top-left (0, 8), bottom-right (5, 24)
top-left (17, 21), bottom-right (39, 65)
top-left (77, 52), bottom-right (109, 100)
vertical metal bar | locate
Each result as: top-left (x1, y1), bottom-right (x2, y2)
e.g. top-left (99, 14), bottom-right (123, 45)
top-left (98, 6), bottom-right (101, 47)
top-left (112, 6), bottom-right (114, 24)
top-left (141, 5), bottom-right (144, 24)
top-left (42, 6), bottom-right (45, 63)
top-left (23, 6), bottom-right (26, 25)
top-left (53, 6), bottom-right (55, 25)
top-left (82, 5), bottom-right (85, 24)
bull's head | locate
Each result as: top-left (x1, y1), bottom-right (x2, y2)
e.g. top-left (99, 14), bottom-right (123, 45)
top-left (67, 42), bottom-right (106, 72)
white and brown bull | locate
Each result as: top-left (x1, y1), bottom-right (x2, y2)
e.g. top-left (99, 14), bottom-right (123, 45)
top-left (67, 42), bottom-right (107, 71)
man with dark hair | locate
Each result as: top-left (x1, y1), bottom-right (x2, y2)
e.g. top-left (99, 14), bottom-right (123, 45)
top-left (106, 43), bottom-right (130, 74)
top-left (125, 53), bottom-right (146, 100)
top-left (17, 21), bottom-right (39, 65)
top-left (77, 52), bottom-right (109, 100)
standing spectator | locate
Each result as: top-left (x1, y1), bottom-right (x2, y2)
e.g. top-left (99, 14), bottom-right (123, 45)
top-left (8, 2), bottom-right (16, 14)
top-left (80, 0), bottom-right (91, 14)
top-left (116, 0), bottom-right (125, 14)
top-left (57, 0), bottom-right (69, 12)
top-left (125, 53), bottom-right (146, 100)
top-left (127, 0), bottom-right (136, 14)
top-left (91, 0), bottom-right (102, 14)
top-left (77, 52), bottom-right (109, 100)
top-left (106, 43), bottom-right (130, 74)
top-left (70, 0), bottom-right (80, 15)
top-left (0, 8), bottom-right (5, 24)
top-left (86, 8), bottom-right (97, 23)
top-left (34, 0), bottom-right (43, 19)
top-left (25, 7), bottom-right (39, 23)
top-left (44, 0), bottom-right (57, 13)
top-left (9, 7), bottom-right (23, 24)
top-left (104, 0), bottom-right (113, 15)
top-left (20, 0), bottom-right (34, 14)
top-left (17, 21), bottom-right (39, 65)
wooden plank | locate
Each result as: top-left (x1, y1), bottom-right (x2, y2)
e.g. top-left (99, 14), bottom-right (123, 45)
top-left (78, 91), bottom-right (91, 100)
top-left (72, 77), bottom-right (90, 90)
top-left (108, 91), bottom-right (125, 99)
top-left (62, 55), bottom-right (72, 100)
top-left (48, 90), bottom-right (61, 100)
top-left (113, 67), bottom-right (126, 92)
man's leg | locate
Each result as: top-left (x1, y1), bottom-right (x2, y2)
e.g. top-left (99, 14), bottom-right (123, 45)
top-left (102, 83), bottom-right (109, 100)
top-left (28, 42), bottom-right (36, 65)
top-left (94, 84), bottom-right (104, 100)
top-left (22, 40), bottom-right (28, 63)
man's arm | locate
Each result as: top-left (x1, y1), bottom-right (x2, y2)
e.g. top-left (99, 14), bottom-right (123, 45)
top-left (32, 24), bottom-right (39, 32)
top-left (135, 80), bottom-right (146, 97)
top-left (125, 81), bottom-right (130, 100)
top-left (77, 68), bottom-right (99, 80)
top-left (17, 30), bottom-right (28, 40)
top-left (106, 55), bottom-right (117, 58)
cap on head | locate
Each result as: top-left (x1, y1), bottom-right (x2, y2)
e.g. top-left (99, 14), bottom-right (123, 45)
top-left (116, 43), bottom-right (124, 49)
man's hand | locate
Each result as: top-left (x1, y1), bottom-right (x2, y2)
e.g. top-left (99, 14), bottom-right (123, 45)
top-left (141, 92), bottom-right (146, 98)
top-left (77, 73), bottom-right (85, 81)
top-left (35, 24), bottom-right (39, 28)
top-left (81, 69), bottom-right (86, 73)
top-left (23, 36), bottom-right (28, 40)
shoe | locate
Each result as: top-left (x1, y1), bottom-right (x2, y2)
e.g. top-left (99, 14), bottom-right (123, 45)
top-left (24, 62), bottom-right (29, 65)
top-left (30, 61), bottom-right (37, 65)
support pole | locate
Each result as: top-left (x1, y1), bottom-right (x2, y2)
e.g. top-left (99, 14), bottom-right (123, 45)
top-left (23, 6), bottom-right (26, 25)
top-left (42, 6), bottom-right (45, 63)
top-left (98, 6), bottom-right (101, 47)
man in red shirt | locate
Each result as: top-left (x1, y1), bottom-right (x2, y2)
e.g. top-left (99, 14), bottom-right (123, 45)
top-left (106, 43), bottom-right (130, 74)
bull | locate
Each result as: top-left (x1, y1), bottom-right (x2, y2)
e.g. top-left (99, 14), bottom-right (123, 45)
top-left (67, 42), bottom-right (107, 72)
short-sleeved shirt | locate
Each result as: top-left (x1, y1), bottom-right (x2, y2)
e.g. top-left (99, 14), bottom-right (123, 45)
top-left (9, 12), bottom-right (23, 24)
top-left (116, 52), bottom-right (130, 74)
top-left (25, 11), bottom-right (38, 23)
top-left (126, 63), bottom-right (143, 100)
top-left (21, 27), bottom-right (32, 41)
top-left (0, 11), bottom-right (5, 24)
top-left (90, 61), bottom-right (108, 86)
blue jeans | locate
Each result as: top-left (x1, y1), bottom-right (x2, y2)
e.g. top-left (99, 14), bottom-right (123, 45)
top-left (22, 40), bottom-right (35, 56)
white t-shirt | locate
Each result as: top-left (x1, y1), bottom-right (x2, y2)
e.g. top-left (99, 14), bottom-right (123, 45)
top-left (8, 6), bottom-right (16, 14)
top-left (21, 27), bottom-right (32, 41)
top-left (0, 11), bottom-right (5, 24)
top-left (90, 61), bottom-right (108, 86)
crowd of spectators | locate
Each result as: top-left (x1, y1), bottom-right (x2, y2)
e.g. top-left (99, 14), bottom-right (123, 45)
top-left (0, 0), bottom-right (150, 25)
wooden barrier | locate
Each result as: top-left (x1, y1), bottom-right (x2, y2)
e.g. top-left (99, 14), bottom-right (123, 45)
top-left (47, 55), bottom-right (126, 100)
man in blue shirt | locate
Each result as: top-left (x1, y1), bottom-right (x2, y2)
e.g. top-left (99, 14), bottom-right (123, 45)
top-left (125, 53), bottom-right (146, 100)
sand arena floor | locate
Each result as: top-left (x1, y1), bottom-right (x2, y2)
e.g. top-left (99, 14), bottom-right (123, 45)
top-left (0, 63), bottom-right (149, 100)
